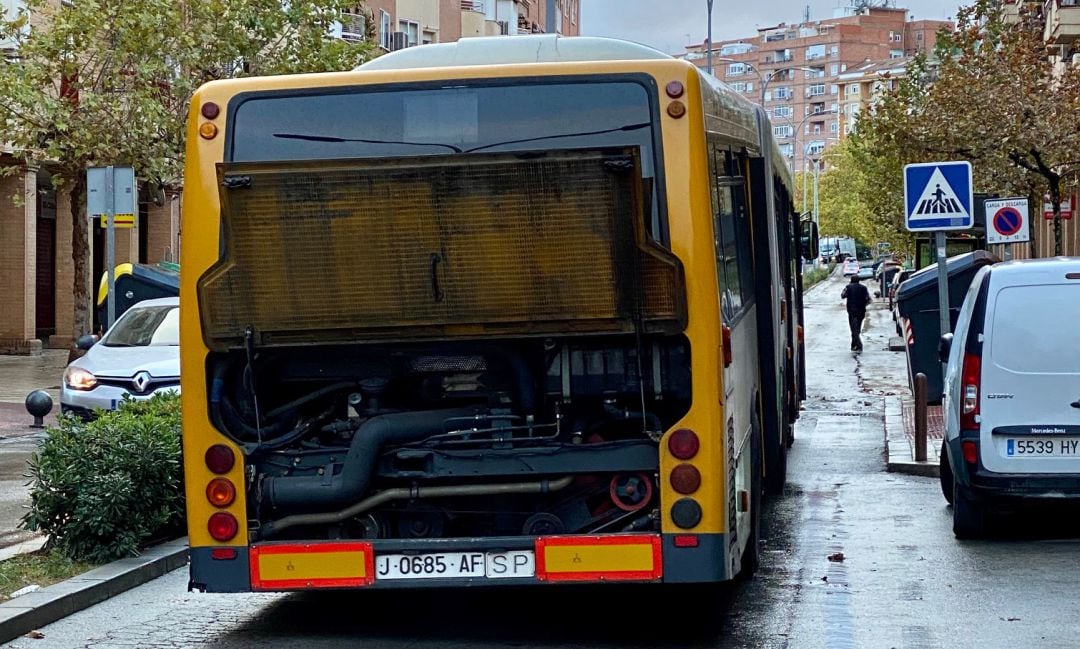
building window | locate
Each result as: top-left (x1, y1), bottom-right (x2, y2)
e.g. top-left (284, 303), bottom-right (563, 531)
top-left (807, 84), bottom-right (825, 97)
top-left (830, 102), bottom-right (838, 112)
top-left (379, 10), bottom-right (392, 50)
top-left (830, 121), bottom-right (839, 133)
top-left (847, 85), bottom-right (861, 96)
top-left (773, 105), bottom-right (793, 118)
top-left (890, 50), bottom-right (904, 59)
top-left (774, 87), bottom-right (792, 99)
top-left (779, 143), bottom-right (794, 158)
top-left (746, 82), bottom-right (753, 92)
top-left (727, 63), bottom-right (746, 76)
top-left (807, 141), bottom-right (826, 155)
top-left (890, 32), bottom-right (903, 42)
top-left (831, 63), bottom-right (839, 75)
top-left (422, 29), bottom-right (436, 45)
top-left (398, 20), bottom-right (419, 48)
top-left (773, 125), bottom-right (792, 138)
top-left (830, 84), bottom-right (839, 95)
top-left (830, 45), bottom-right (839, 57)
top-left (805, 44), bottom-right (825, 60)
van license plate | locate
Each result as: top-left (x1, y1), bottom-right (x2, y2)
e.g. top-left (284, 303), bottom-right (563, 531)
top-left (1006, 438), bottom-right (1080, 456)
top-left (375, 551), bottom-right (535, 580)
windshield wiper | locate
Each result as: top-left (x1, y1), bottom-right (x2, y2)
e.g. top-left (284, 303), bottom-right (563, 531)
top-left (273, 133), bottom-right (463, 153)
top-left (463, 122), bottom-right (651, 154)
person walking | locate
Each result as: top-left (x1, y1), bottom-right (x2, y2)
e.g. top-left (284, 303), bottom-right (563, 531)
top-left (841, 275), bottom-right (872, 352)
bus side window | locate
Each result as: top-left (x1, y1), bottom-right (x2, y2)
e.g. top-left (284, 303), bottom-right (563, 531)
top-left (709, 141), bottom-right (743, 321)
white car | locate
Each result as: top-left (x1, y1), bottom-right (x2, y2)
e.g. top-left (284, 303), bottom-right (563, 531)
top-left (939, 258), bottom-right (1080, 538)
top-left (61, 297), bottom-right (180, 418)
top-left (842, 259), bottom-right (860, 276)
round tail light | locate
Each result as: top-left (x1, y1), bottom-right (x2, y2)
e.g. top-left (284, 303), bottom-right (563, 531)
top-left (670, 464), bottom-right (702, 494)
top-left (206, 478), bottom-right (237, 508)
top-left (671, 498), bottom-right (703, 530)
top-left (208, 512), bottom-right (239, 542)
top-left (205, 445), bottom-right (236, 474)
top-left (668, 429), bottom-right (700, 460)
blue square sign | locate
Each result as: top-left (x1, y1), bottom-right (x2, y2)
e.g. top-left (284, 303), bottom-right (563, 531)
top-left (903, 161), bottom-right (974, 232)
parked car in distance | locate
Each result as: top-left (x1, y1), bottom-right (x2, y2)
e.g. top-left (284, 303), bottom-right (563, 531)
top-left (857, 266), bottom-right (875, 281)
top-left (939, 258), bottom-right (1080, 538)
top-left (61, 297), bottom-right (181, 418)
top-left (842, 259), bottom-right (861, 276)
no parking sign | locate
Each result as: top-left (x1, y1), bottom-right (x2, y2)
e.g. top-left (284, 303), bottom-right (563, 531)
top-left (985, 197), bottom-right (1030, 245)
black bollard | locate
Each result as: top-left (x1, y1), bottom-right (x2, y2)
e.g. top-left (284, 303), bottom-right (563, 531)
top-left (25, 390), bottom-right (53, 429)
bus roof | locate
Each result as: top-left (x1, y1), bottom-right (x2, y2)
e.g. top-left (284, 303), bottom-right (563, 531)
top-left (356, 35), bottom-right (672, 71)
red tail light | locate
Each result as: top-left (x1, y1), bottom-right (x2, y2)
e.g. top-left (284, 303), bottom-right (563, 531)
top-left (205, 445), bottom-right (236, 474)
top-left (722, 326), bottom-right (733, 368)
top-left (960, 352), bottom-right (981, 430)
top-left (208, 512), bottom-right (239, 542)
top-left (673, 534), bottom-right (699, 548)
top-left (670, 464), bottom-right (702, 494)
top-left (668, 429), bottom-right (700, 460)
top-left (962, 440), bottom-right (978, 464)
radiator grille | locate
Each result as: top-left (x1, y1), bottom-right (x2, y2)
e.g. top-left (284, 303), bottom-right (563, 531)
top-left (199, 148), bottom-right (684, 351)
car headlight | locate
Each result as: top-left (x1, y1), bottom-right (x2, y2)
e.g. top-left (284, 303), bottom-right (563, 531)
top-left (64, 366), bottom-right (98, 391)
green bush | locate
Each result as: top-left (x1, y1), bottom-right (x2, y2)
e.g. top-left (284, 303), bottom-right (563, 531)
top-left (803, 263), bottom-right (837, 289)
top-left (22, 393), bottom-right (185, 563)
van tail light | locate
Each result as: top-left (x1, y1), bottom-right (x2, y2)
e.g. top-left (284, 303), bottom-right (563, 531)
top-left (961, 440), bottom-right (978, 465)
top-left (960, 352), bottom-right (981, 430)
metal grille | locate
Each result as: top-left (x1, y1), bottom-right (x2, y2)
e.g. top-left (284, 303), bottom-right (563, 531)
top-left (199, 149), bottom-right (681, 351)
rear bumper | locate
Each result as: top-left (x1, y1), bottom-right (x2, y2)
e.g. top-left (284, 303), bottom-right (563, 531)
top-left (948, 439), bottom-right (1080, 499)
top-left (189, 533), bottom-right (729, 593)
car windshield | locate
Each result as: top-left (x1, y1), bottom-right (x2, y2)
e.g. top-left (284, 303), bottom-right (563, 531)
top-left (101, 305), bottom-right (179, 347)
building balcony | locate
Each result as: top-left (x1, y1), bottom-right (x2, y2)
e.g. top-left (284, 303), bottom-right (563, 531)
top-left (1044, 0), bottom-right (1080, 44)
top-left (462, 0), bottom-right (486, 12)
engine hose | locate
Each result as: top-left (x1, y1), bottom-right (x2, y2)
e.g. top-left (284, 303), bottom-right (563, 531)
top-left (260, 476), bottom-right (574, 539)
top-left (603, 402), bottom-right (662, 433)
top-left (209, 362), bottom-right (294, 443)
top-left (262, 407), bottom-right (478, 513)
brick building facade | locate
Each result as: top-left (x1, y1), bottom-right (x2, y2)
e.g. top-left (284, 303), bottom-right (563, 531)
top-left (361, 0), bottom-right (578, 49)
top-left (684, 5), bottom-right (950, 174)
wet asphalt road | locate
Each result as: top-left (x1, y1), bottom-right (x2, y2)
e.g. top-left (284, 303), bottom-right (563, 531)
top-left (7, 270), bottom-right (1080, 649)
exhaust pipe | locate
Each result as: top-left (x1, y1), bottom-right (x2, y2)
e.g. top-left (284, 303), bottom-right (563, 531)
top-left (260, 476), bottom-right (573, 539)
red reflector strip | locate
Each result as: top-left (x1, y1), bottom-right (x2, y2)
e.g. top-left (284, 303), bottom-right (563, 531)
top-left (962, 440), bottom-right (978, 464)
top-left (535, 534), bottom-right (662, 582)
top-left (673, 534), bottom-right (699, 548)
top-left (211, 548), bottom-right (238, 560)
top-left (250, 542), bottom-right (374, 590)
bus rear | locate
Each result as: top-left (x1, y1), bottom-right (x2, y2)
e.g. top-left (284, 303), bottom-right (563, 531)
top-left (182, 39), bottom-right (741, 592)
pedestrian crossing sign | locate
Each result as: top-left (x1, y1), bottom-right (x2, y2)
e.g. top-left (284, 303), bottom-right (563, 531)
top-left (903, 161), bottom-right (974, 232)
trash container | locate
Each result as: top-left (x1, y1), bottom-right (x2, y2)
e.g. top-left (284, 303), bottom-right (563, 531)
top-left (95, 262), bottom-right (180, 331)
top-left (895, 250), bottom-right (998, 403)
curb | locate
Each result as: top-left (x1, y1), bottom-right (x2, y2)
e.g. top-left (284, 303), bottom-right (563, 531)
top-left (0, 538), bottom-right (187, 643)
top-left (884, 396), bottom-right (940, 478)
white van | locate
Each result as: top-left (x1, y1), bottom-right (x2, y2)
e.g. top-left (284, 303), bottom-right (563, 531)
top-left (939, 258), bottom-right (1080, 538)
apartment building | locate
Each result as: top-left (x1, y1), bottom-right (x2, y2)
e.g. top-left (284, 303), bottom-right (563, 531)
top-left (834, 57), bottom-right (912, 141)
top-left (684, 5), bottom-right (950, 174)
top-left (362, 0), bottom-right (579, 50)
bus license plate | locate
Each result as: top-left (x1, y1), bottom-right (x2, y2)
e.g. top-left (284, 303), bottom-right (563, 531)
top-left (1006, 438), bottom-right (1080, 457)
top-left (376, 551), bottom-right (535, 580)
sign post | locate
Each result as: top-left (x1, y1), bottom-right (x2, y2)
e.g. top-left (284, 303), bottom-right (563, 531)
top-left (87, 167), bottom-right (136, 330)
top-left (903, 161), bottom-right (974, 380)
top-left (985, 197), bottom-right (1030, 262)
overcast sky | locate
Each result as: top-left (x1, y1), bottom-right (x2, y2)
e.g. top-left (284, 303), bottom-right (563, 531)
top-left (580, 1), bottom-right (965, 55)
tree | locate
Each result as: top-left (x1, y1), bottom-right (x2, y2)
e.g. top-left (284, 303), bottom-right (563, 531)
top-left (851, 0), bottom-right (1080, 256)
top-left (0, 0), bottom-right (377, 342)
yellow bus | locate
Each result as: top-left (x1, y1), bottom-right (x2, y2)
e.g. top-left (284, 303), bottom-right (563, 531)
top-left (181, 35), bottom-right (810, 593)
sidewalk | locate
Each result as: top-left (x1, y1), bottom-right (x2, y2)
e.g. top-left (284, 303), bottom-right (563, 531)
top-left (822, 274), bottom-right (940, 477)
top-left (0, 350), bottom-right (68, 404)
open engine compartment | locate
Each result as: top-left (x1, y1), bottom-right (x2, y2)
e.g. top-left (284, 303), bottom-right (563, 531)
top-left (206, 335), bottom-right (690, 542)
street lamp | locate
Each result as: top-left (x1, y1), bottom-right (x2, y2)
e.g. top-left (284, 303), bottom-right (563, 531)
top-left (706, 0), bottom-right (714, 76)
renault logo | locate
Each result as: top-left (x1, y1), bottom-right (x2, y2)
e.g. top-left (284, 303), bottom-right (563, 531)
top-left (131, 372), bottom-right (152, 394)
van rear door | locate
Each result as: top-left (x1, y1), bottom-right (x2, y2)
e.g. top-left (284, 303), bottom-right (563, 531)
top-left (980, 276), bottom-right (1080, 474)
